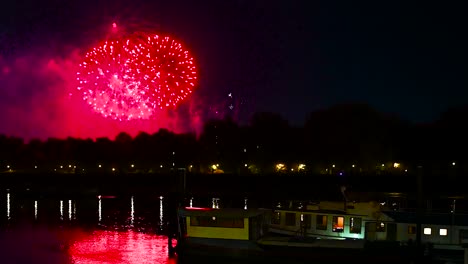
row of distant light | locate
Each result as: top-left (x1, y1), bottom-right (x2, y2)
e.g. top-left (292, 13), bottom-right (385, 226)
top-left (2, 163), bottom-right (192, 172)
top-left (1, 161), bottom-right (460, 171)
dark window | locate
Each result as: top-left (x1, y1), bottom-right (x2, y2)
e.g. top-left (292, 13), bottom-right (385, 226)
top-left (271, 212), bottom-right (281, 225)
top-left (190, 216), bottom-right (244, 228)
top-left (408, 225), bottom-right (416, 234)
top-left (285, 213), bottom-right (296, 226)
top-left (332, 216), bottom-right (344, 232)
top-left (350, 217), bottom-right (362, 234)
top-left (459, 229), bottom-right (468, 243)
top-left (316, 215), bottom-right (327, 230)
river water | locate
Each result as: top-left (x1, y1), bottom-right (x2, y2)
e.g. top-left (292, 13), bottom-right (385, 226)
top-left (0, 190), bottom-right (183, 264)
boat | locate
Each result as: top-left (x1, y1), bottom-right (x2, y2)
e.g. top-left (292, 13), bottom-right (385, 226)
top-left (175, 205), bottom-right (413, 263)
top-left (270, 199), bottom-right (468, 245)
top-left (175, 206), bottom-right (270, 258)
top-left (268, 200), bottom-right (390, 242)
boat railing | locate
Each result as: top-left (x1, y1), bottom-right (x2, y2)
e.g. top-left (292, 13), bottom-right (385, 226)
top-left (395, 207), bottom-right (468, 214)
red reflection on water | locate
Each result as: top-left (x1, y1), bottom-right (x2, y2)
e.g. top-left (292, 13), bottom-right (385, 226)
top-left (184, 207), bottom-right (212, 211)
top-left (69, 230), bottom-right (177, 264)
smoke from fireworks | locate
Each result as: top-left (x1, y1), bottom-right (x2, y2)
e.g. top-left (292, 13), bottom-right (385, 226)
top-left (0, 21), bottom-right (250, 141)
top-left (0, 28), bottom-right (206, 140)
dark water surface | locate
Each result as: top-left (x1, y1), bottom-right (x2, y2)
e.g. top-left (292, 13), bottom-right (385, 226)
top-left (0, 190), bottom-right (179, 264)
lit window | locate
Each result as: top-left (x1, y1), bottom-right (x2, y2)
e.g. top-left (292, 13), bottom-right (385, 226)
top-left (440, 228), bottom-right (448, 236)
top-left (424, 228), bottom-right (432, 235)
top-left (408, 225), bottom-right (416, 234)
top-left (332, 216), bottom-right (344, 232)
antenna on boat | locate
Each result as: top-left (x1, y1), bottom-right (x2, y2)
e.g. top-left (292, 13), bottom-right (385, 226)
top-left (340, 185), bottom-right (348, 212)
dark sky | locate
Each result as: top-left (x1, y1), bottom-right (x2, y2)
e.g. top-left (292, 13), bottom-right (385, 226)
top-left (1, 0), bottom-right (468, 131)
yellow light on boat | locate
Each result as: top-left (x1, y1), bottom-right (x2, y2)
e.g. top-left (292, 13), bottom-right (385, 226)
top-left (393, 163), bottom-right (400, 168)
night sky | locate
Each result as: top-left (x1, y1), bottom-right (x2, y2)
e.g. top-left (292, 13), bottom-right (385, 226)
top-left (1, 0), bottom-right (467, 139)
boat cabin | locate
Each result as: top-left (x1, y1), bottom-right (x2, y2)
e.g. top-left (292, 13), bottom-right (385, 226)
top-left (178, 207), bottom-right (270, 241)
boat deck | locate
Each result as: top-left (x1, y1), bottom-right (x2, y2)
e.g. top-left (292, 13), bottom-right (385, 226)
top-left (258, 235), bottom-right (366, 249)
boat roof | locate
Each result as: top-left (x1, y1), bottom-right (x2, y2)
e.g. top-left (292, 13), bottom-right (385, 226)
top-left (178, 207), bottom-right (269, 218)
top-left (382, 211), bottom-right (468, 226)
top-left (274, 208), bottom-right (367, 217)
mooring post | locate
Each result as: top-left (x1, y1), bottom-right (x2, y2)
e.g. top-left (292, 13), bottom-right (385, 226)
top-left (416, 166), bottom-right (424, 263)
top-left (168, 231), bottom-right (175, 257)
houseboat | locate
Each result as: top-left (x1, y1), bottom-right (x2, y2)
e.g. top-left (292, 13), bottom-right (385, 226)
top-left (268, 200), bottom-right (468, 251)
top-left (176, 205), bottom-right (413, 263)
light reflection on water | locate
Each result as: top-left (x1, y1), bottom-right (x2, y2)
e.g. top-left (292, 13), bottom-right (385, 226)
top-left (0, 193), bottom-right (176, 264)
top-left (6, 191), bottom-right (10, 220)
top-left (159, 196), bottom-right (163, 231)
top-left (69, 230), bottom-right (177, 264)
top-left (60, 200), bottom-right (64, 220)
top-left (130, 196), bottom-right (134, 227)
top-left (98, 195), bottom-right (102, 222)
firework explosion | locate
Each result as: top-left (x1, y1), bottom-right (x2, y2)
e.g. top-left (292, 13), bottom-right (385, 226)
top-left (76, 33), bottom-right (197, 121)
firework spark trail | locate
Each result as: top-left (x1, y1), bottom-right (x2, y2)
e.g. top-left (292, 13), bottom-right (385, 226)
top-left (76, 33), bottom-right (197, 121)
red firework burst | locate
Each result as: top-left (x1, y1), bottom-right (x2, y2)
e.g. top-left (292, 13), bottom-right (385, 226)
top-left (76, 33), bottom-right (197, 120)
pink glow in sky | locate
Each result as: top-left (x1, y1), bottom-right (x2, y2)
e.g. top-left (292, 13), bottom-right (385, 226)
top-left (0, 52), bottom-right (205, 140)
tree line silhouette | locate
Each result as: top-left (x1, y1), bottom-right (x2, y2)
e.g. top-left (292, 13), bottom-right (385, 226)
top-left (1, 103), bottom-right (468, 177)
